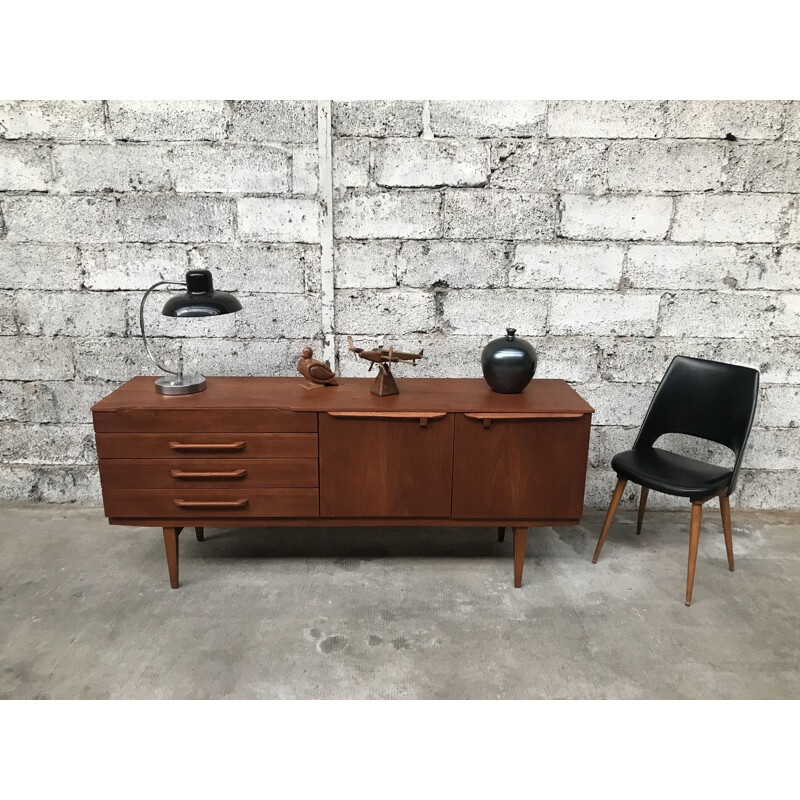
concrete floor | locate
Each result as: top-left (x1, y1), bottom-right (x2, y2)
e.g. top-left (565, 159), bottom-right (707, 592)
top-left (1, 503), bottom-right (798, 699)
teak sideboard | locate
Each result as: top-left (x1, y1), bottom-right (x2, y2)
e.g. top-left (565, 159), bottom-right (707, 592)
top-left (91, 377), bottom-right (594, 589)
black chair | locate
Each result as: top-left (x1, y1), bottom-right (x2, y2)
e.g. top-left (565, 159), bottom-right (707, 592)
top-left (592, 355), bottom-right (759, 605)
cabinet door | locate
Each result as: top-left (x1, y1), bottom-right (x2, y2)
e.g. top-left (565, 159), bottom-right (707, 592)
top-left (452, 414), bottom-right (591, 520)
top-left (319, 413), bottom-right (454, 518)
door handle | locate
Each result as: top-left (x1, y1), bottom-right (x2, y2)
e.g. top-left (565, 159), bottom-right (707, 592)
top-left (170, 469), bottom-right (248, 480)
top-left (327, 411), bottom-right (446, 427)
top-left (464, 412), bottom-right (583, 429)
top-left (169, 441), bottom-right (246, 451)
top-left (173, 498), bottom-right (249, 509)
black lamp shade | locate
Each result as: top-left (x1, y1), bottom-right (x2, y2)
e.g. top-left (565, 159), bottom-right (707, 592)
top-left (161, 270), bottom-right (242, 318)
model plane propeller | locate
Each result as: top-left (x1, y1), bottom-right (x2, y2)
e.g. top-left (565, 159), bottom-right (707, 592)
top-left (347, 337), bottom-right (424, 396)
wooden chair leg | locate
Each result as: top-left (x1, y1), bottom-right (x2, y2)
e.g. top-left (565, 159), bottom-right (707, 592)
top-left (497, 526), bottom-right (505, 543)
top-left (592, 478), bottom-right (628, 563)
top-left (636, 487), bottom-right (649, 535)
top-left (513, 527), bottom-right (528, 588)
top-left (195, 526), bottom-right (205, 542)
top-left (719, 495), bottom-right (734, 571)
top-left (686, 502), bottom-right (703, 606)
top-left (163, 527), bottom-right (180, 589)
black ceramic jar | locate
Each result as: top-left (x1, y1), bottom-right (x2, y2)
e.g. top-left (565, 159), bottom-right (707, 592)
top-left (481, 328), bottom-right (537, 393)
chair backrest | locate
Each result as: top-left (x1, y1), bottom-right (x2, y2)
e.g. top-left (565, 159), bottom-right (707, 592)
top-left (634, 356), bottom-right (760, 494)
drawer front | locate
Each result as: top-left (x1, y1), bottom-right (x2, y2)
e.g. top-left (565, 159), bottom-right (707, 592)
top-left (92, 409), bottom-right (317, 434)
top-left (96, 432), bottom-right (317, 460)
top-left (99, 458), bottom-right (319, 489)
top-left (102, 488), bottom-right (319, 518)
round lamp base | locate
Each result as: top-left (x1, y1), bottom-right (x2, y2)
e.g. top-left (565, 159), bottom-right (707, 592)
top-left (155, 374), bottom-right (207, 395)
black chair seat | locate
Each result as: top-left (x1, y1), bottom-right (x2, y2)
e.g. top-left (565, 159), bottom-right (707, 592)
top-left (611, 447), bottom-right (733, 499)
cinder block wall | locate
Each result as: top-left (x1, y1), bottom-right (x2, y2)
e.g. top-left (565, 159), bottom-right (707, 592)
top-left (1, 100), bottom-right (798, 507)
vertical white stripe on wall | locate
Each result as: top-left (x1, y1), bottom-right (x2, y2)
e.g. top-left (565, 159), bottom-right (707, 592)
top-left (317, 100), bottom-right (336, 367)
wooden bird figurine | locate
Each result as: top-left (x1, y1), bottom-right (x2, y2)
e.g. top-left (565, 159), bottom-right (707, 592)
top-left (297, 347), bottom-right (338, 390)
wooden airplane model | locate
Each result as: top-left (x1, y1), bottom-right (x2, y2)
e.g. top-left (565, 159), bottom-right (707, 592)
top-left (347, 337), bottom-right (425, 396)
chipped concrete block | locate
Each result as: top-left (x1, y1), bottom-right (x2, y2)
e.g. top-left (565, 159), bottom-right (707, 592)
top-left (757, 385), bottom-right (800, 427)
top-left (334, 288), bottom-right (435, 336)
top-left (335, 190), bottom-right (440, 239)
top-left (237, 196), bottom-right (319, 243)
top-left (119, 195), bottom-right (235, 243)
top-left (108, 100), bottom-right (228, 141)
top-left (191, 243), bottom-right (307, 293)
top-left (170, 144), bottom-right (290, 193)
top-left (550, 293), bottom-right (660, 336)
top-left (608, 141), bottom-right (726, 192)
top-left (178, 337), bottom-right (324, 377)
top-left (375, 139), bottom-right (489, 187)
top-left (625, 244), bottom-right (743, 290)
top-left (773, 293), bottom-right (800, 337)
top-left (3, 196), bottom-right (120, 242)
top-left (0, 465), bottom-right (101, 503)
top-left (335, 241), bottom-right (397, 288)
top-left (576, 381), bottom-right (657, 426)
top-left (441, 288), bottom-right (548, 335)
top-left (53, 143), bottom-right (171, 192)
top-left (0, 100), bottom-right (106, 141)
top-left (0, 142), bottom-right (52, 190)
top-left (230, 101), bottom-right (317, 143)
top-left (560, 194), bottom-right (672, 241)
top-left (398, 240), bottom-right (508, 288)
top-left (528, 336), bottom-right (600, 383)
top-left (0, 243), bottom-right (80, 290)
top-left (548, 101), bottom-right (664, 138)
top-left (740, 427), bottom-right (800, 470)
top-left (83, 244), bottom-right (189, 290)
top-left (292, 144), bottom-right (319, 195)
top-left (512, 242), bottom-right (624, 289)
top-left (443, 190), bottom-right (556, 240)
top-left (332, 101), bottom-right (423, 137)
top-left (659, 292), bottom-right (779, 339)
top-left (666, 100), bottom-right (784, 140)
top-left (724, 143), bottom-right (800, 193)
top-left (737, 469), bottom-right (800, 509)
top-left (332, 139), bottom-right (370, 188)
top-left (737, 246), bottom-right (800, 290)
top-left (430, 100), bottom-right (546, 138)
top-left (15, 290), bottom-right (129, 337)
top-left (235, 292), bottom-right (321, 338)
top-left (0, 337), bottom-right (74, 380)
top-left (0, 422), bottom-right (96, 465)
top-left (0, 292), bottom-right (17, 334)
top-left (671, 193), bottom-right (794, 243)
top-left (0, 379), bottom-right (118, 424)
top-left (785, 101), bottom-right (800, 142)
top-left (74, 336), bottom-right (180, 382)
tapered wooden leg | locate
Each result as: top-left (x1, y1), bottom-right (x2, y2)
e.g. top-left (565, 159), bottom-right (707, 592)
top-left (592, 478), bottom-right (628, 563)
top-left (513, 527), bottom-right (528, 588)
top-left (686, 502), bottom-right (703, 606)
top-left (636, 487), bottom-right (649, 535)
top-left (497, 526), bottom-right (505, 543)
top-left (719, 494), bottom-right (734, 571)
top-left (162, 527), bottom-right (180, 589)
top-left (195, 526), bottom-right (205, 542)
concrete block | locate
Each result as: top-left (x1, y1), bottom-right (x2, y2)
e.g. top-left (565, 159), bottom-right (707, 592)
top-left (773, 293), bottom-right (800, 337)
top-left (0, 142), bottom-right (52, 190)
top-left (666, 101), bottom-right (784, 140)
top-left (375, 140), bottom-right (489, 187)
top-left (725, 143), bottom-right (800, 193)
top-left (588, 425), bottom-right (639, 468)
top-left (528, 336), bottom-right (600, 383)
top-left (334, 289), bottom-right (436, 335)
top-left (134, 291), bottom-right (237, 337)
top-left (398, 240), bottom-right (509, 288)
top-left (108, 100), bottom-right (228, 141)
top-left (738, 246), bottom-right (799, 290)
top-left (786, 101), bottom-right (800, 142)
top-left (302, 247), bottom-right (322, 294)
top-left (489, 140), bottom-right (607, 193)
top-left (0, 337), bottom-right (74, 380)
top-left (334, 190), bottom-right (441, 239)
top-left (672, 193), bottom-right (794, 243)
top-left (3, 196), bottom-right (120, 242)
top-left (625, 244), bottom-right (742, 290)
top-left (430, 100), bottom-right (546, 138)
top-left (15, 290), bottom-right (129, 337)
top-left (191, 243), bottom-right (307, 293)
top-left (0, 292), bottom-right (17, 333)
top-left (443, 190), bottom-right (556, 240)
top-left (740, 427), bottom-right (800, 470)
top-left (238, 197), bottom-right (319, 243)
top-left (83, 244), bottom-right (189, 290)
top-left (119, 195), bottom-right (235, 243)
top-left (0, 100), bottom-right (106, 141)
top-left (550, 293), bottom-right (660, 336)
top-left (548, 101), bottom-right (664, 138)
top-left (0, 465), bottom-right (101, 503)
top-left (608, 141), bottom-right (726, 192)
top-left (170, 144), bottom-right (290, 193)
top-left (758, 385), bottom-right (800, 427)
top-left (0, 379), bottom-right (118, 424)
top-left (235, 292), bottom-right (320, 338)
top-left (737, 469), bottom-right (800, 509)
top-left (658, 292), bottom-right (779, 338)
top-left (560, 195), bottom-right (672, 241)
top-left (335, 241), bottom-right (397, 288)
top-left (74, 336), bottom-right (180, 382)
top-left (441, 289), bottom-right (548, 335)
top-left (178, 337), bottom-right (323, 377)
top-left (0, 243), bottom-right (80, 290)
top-left (512, 242), bottom-right (624, 289)
top-left (332, 101), bottom-right (423, 137)
top-left (292, 145), bottom-right (319, 195)
top-left (0, 422), bottom-right (96, 465)
top-left (576, 381), bottom-right (657, 426)
top-left (333, 139), bottom-right (370, 188)
top-left (230, 101), bottom-right (317, 143)
top-left (53, 143), bottom-right (171, 192)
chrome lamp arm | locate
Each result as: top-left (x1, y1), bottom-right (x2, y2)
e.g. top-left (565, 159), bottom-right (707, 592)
top-left (139, 280), bottom-right (186, 378)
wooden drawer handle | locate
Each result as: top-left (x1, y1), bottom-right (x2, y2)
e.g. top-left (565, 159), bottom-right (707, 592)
top-left (464, 412), bottom-right (584, 429)
top-left (327, 412), bottom-right (446, 427)
top-left (170, 469), bottom-right (248, 480)
top-left (173, 498), bottom-right (249, 509)
top-left (169, 441), bottom-right (246, 452)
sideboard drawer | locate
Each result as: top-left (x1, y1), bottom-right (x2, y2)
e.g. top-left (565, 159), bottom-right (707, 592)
top-left (96, 432), bottom-right (318, 460)
top-left (92, 408), bottom-right (317, 434)
top-left (102, 488), bottom-right (320, 518)
top-left (98, 458), bottom-right (319, 489)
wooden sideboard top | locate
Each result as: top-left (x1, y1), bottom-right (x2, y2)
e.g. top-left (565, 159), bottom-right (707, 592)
top-left (92, 376), bottom-right (594, 415)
